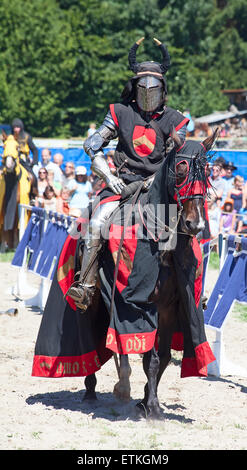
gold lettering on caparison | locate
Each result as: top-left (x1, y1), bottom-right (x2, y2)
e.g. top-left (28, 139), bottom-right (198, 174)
top-left (40, 361), bottom-right (51, 369)
top-left (64, 362), bottom-right (71, 374)
top-left (106, 333), bottom-right (113, 345)
top-left (133, 335), bottom-right (142, 352)
top-left (56, 362), bottom-right (63, 374)
top-left (126, 338), bottom-right (133, 353)
top-left (72, 362), bottom-right (79, 374)
top-left (82, 361), bottom-right (87, 374)
top-left (94, 355), bottom-right (100, 368)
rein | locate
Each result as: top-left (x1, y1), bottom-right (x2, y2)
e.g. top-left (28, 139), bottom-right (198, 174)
top-left (109, 181), bottom-right (144, 378)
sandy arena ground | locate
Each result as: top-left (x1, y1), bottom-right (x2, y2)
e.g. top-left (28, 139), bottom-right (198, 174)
top-left (0, 261), bottom-right (247, 451)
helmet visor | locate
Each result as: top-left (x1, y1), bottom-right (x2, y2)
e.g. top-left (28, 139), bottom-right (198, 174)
top-left (136, 76), bottom-right (164, 112)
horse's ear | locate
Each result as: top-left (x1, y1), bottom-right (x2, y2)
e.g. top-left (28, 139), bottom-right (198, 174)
top-left (202, 127), bottom-right (219, 151)
top-left (171, 126), bottom-right (182, 148)
top-left (2, 130), bottom-right (7, 142)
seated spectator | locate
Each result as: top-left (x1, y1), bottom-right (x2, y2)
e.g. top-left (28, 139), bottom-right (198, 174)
top-left (208, 163), bottom-right (226, 201)
top-left (87, 122), bottom-right (96, 137)
top-left (69, 166), bottom-right (93, 217)
top-left (219, 198), bottom-right (236, 234)
top-left (47, 169), bottom-right (62, 196)
top-left (227, 175), bottom-right (244, 213)
top-left (53, 152), bottom-right (64, 182)
top-left (223, 161), bottom-right (237, 197)
top-left (33, 148), bottom-right (62, 183)
top-left (242, 180), bottom-right (247, 207)
top-left (37, 167), bottom-right (48, 197)
top-left (63, 161), bottom-right (76, 194)
top-left (35, 167), bottom-right (48, 206)
top-left (207, 196), bottom-right (222, 238)
top-left (214, 157), bottom-right (227, 177)
top-left (41, 185), bottom-right (58, 212)
top-left (56, 187), bottom-right (70, 215)
top-left (237, 199), bottom-right (247, 233)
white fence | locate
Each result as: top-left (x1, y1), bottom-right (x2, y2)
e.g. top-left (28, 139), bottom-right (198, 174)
top-left (11, 204), bottom-right (75, 310)
top-left (203, 234), bottom-right (247, 377)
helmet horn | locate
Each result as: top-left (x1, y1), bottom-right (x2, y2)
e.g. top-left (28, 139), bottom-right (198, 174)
top-left (128, 37), bottom-right (144, 73)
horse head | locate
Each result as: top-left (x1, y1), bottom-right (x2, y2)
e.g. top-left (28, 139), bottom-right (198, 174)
top-left (2, 133), bottom-right (20, 175)
top-left (172, 129), bottom-right (218, 236)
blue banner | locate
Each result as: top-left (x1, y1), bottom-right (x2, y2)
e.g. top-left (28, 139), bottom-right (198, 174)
top-left (1, 144), bottom-right (247, 179)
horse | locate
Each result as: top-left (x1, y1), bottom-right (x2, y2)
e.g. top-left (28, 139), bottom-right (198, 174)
top-left (80, 130), bottom-right (217, 419)
top-left (0, 133), bottom-right (36, 250)
top-left (32, 130), bottom-right (217, 420)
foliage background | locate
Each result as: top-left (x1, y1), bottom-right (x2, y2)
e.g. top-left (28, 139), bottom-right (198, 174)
top-left (0, 0), bottom-right (246, 137)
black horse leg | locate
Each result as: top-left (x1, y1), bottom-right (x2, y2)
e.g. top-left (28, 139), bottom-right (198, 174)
top-left (83, 373), bottom-right (97, 401)
top-left (113, 354), bottom-right (132, 401)
top-left (137, 347), bottom-right (163, 419)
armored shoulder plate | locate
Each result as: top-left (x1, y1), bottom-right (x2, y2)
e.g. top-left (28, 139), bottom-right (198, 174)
top-left (84, 111), bottom-right (118, 158)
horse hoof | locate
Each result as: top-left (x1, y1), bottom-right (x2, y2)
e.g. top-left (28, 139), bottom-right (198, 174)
top-left (136, 402), bottom-right (148, 419)
top-left (147, 407), bottom-right (164, 421)
top-left (113, 383), bottom-right (131, 402)
top-left (136, 402), bottom-right (164, 420)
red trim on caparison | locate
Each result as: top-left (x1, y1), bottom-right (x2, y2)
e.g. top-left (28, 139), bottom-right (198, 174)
top-left (106, 327), bottom-right (157, 355)
top-left (109, 104), bottom-right (119, 127)
top-left (181, 357), bottom-right (206, 378)
top-left (195, 341), bottom-right (216, 374)
top-left (180, 341), bottom-right (216, 378)
top-left (171, 332), bottom-right (184, 351)
top-left (32, 350), bottom-right (102, 378)
top-left (192, 237), bottom-right (203, 307)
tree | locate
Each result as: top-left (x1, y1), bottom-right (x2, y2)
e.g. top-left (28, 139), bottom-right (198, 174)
top-left (0, 0), bottom-right (246, 136)
top-left (0, 0), bottom-right (74, 136)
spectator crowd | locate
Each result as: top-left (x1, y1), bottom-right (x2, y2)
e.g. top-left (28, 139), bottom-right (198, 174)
top-left (32, 148), bottom-right (115, 217)
top-left (180, 107), bottom-right (247, 141)
top-left (207, 158), bottom-right (247, 238)
top-left (33, 146), bottom-right (247, 239)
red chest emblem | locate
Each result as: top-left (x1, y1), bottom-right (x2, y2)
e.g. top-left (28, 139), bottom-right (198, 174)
top-left (132, 125), bottom-right (156, 157)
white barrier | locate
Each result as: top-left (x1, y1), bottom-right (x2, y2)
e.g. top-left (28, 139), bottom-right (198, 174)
top-left (11, 204), bottom-right (74, 310)
top-left (204, 234), bottom-right (247, 378)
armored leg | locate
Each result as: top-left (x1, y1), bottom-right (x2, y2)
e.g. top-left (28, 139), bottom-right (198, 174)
top-left (67, 199), bottom-right (120, 311)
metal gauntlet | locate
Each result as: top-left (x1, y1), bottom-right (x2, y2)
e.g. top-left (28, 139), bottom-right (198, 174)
top-left (91, 152), bottom-right (125, 195)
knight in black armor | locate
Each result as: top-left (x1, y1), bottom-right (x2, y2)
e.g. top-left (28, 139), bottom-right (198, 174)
top-left (67, 37), bottom-right (189, 311)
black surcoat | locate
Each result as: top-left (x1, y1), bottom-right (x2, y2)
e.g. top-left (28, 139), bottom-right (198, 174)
top-left (109, 102), bottom-right (189, 178)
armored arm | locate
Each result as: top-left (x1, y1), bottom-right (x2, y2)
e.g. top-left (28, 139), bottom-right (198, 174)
top-left (83, 111), bottom-right (126, 194)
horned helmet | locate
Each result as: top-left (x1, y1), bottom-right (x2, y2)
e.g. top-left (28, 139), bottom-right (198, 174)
top-left (121, 37), bottom-right (170, 113)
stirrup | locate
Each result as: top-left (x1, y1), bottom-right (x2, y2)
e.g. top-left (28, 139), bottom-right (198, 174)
top-left (67, 281), bottom-right (96, 313)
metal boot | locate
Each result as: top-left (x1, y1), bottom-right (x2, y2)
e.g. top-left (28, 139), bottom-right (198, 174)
top-left (67, 239), bottom-right (101, 312)
top-left (67, 198), bottom-right (120, 312)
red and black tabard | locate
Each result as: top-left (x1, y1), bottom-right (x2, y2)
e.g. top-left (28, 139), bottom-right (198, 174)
top-left (109, 102), bottom-right (189, 178)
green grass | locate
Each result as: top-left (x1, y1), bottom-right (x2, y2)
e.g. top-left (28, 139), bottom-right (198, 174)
top-left (0, 250), bottom-right (15, 262)
top-left (208, 251), bottom-right (220, 270)
top-left (233, 303), bottom-right (247, 322)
